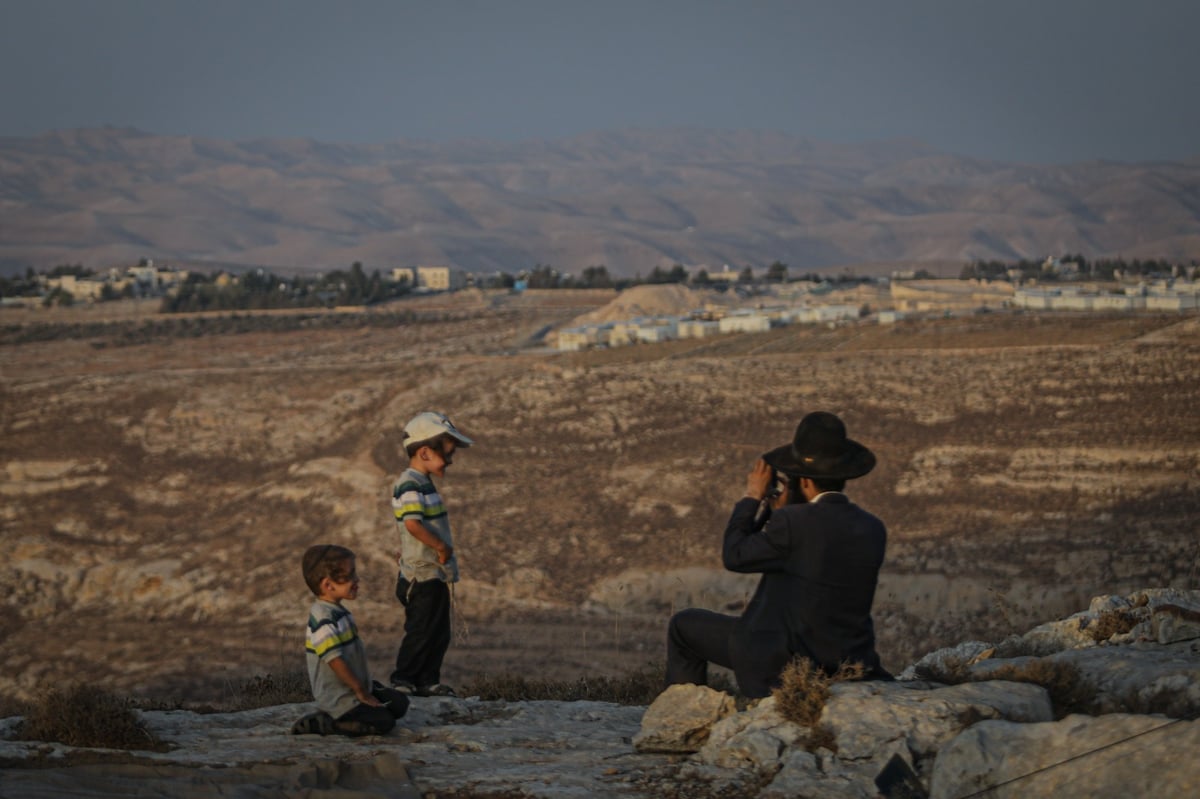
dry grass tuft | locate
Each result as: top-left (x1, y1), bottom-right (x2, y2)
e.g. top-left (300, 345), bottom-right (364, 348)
top-left (806, 724), bottom-right (838, 753)
top-left (223, 669), bottom-right (313, 711)
top-left (1085, 609), bottom-right (1141, 642)
top-left (771, 658), bottom-right (867, 729)
top-left (13, 684), bottom-right (167, 751)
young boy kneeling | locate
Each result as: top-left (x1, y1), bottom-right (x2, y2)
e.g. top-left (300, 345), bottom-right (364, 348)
top-left (295, 544), bottom-right (410, 736)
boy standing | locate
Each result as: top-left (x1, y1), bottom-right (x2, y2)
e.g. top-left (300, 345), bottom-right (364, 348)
top-left (388, 411), bottom-right (473, 697)
top-left (297, 544), bottom-right (410, 736)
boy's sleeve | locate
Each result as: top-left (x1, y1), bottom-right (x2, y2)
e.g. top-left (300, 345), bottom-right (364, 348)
top-left (393, 478), bottom-right (433, 523)
top-left (306, 614), bottom-right (354, 663)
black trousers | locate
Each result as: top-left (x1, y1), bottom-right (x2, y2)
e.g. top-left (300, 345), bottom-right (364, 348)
top-left (667, 608), bottom-right (893, 698)
top-left (333, 683), bottom-right (410, 737)
top-left (390, 574), bottom-right (451, 687)
top-left (665, 608), bottom-right (738, 688)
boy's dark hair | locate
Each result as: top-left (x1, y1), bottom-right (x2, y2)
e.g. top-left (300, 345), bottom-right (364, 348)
top-left (302, 544), bottom-right (355, 595)
top-left (405, 432), bottom-right (455, 459)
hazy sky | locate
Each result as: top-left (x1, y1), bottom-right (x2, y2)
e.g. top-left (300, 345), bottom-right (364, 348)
top-left (2, 0), bottom-right (1197, 164)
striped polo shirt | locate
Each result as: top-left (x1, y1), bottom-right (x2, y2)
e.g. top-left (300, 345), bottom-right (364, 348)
top-left (392, 467), bottom-right (459, 583)
top-left (305, 598), bottom-right (371, 719)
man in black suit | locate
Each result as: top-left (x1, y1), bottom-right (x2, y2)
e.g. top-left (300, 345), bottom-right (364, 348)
top-left (665, 411), bottom-right (890, 698)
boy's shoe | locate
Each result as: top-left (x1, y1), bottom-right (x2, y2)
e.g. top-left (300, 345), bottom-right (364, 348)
top-left (416, 683), bottom-right (457, 697)
top-left (389, 679), bottom-right (416, 694)
top-left (290, 711), bottom-right (334, 736)
top-left (331, 718), bottom-right (377, 738)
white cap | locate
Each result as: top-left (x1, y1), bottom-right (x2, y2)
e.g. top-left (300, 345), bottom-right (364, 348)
top-left (403, 411), bottom-right (473, 449)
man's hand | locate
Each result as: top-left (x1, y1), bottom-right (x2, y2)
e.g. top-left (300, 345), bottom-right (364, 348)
top-left (435, 543), bottom-right (454, 564)
top-left (745, 459), bottom-right (774, 501)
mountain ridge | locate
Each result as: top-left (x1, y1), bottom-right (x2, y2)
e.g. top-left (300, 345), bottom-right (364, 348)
top-left (2, 126), bottom-right (1198, 276)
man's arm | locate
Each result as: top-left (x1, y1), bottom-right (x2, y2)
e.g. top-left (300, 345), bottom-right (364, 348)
top-left (326, 656), bottom-right (381, 707)
top-left (722, 497), bottom-right (789, 572)
top-left (722, 459), bottom-right (789, 572)
top-left (404, 517), bottom-right (453, 564)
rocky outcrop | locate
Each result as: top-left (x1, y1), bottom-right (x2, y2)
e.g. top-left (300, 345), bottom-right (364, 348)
top-left (3, 589), bottom-right (1199, 797)
top-left (642, 588), bottom-right (1200, 798)
top-left (930, 714), bottom-right (1200, 799)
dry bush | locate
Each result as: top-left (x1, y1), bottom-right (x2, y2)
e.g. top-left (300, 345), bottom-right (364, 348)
top-left (805, 724), bottom-right (839, 753)
top-left (1085, 609), bottom-right (1141, 642)
top-left (13, 684), bottom-right (167, 751)
top-left (461, 662), bottom-right (669, 705)
top-left (0, 696), bottom-right (30, 720)
top-left (771, 659), bottom-right (867, 728)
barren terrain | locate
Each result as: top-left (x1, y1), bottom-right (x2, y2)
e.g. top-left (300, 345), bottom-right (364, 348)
top-left (2, 289), bottom-right (1198, 704)
top-left (4, 127), bottom-right (1199, 275)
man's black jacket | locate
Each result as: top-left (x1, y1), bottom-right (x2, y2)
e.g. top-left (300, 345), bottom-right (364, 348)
top-left (722, 493), bottom-right (887, 697)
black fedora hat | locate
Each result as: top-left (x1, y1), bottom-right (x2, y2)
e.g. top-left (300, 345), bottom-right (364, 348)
top-left (762, 411), bottom-right (875, 480)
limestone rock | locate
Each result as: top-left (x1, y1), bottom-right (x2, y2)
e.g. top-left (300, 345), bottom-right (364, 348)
top-left (821, 680), bottom-right (1053, 761)
top-left (633, 683), bottom-right (736, 753)
top-left (930, 714), bottom-right (1200, 799)
top-left (900, 639), bottom-right (997, 681)
top-left (756, 749), bottom-right (873, 799)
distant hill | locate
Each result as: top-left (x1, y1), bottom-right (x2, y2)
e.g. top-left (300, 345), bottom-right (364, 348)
top-left (2, 126), bottom-right (1198, 277)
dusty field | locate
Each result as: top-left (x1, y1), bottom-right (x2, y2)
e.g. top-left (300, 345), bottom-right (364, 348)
top-left (2, 294), bottom-right (1198, 703)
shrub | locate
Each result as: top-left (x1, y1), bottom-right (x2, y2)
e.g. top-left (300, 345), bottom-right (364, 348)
top-left (1085, 608), bottom-right (1140, 642)
top-left (771, 658), bottom-right (867, 728)
top-left (13, 684), bottom-right (166, 751)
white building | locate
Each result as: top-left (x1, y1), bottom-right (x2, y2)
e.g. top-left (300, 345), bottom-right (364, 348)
top-left (719, 313), bottom-right (771, 334)
top-left (1013, 289), bottom-right (1060, 310)
top-left (391, 266), bottom-right (466, 291)
top-left (557, 327), bottom-right (601, 351)
top-left (705, 265), bottom-right (745, 283)
top-left (1091, 294), bottom-right (1138, 312)
top-left (1052, 293), bottom-right (1095, 311)
top-left (787, 304), bottom-right (859, 324)
top-left (1146, 293), bottom-right (1198, 311)
top-left (635, 318), bottom-right (678, 343)
top-left (606, 320), bottom-right (643, 347)
top-left (47, 274), bottom-right (107, 300)
top-left (677, 319), bottom-right (720, 338)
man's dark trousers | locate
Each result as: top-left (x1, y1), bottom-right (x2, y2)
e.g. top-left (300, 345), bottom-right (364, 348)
top-left (666, 608), bottom-right (737, 687)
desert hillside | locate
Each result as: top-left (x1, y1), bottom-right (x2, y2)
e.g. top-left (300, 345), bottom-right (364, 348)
top-left (1, 288), bottom-right (1198, 702)
top-left (3, 127), bottom-right (1199, 275)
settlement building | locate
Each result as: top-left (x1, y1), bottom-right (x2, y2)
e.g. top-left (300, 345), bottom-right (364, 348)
top-left (391, 266), bottom-right (467, 292)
